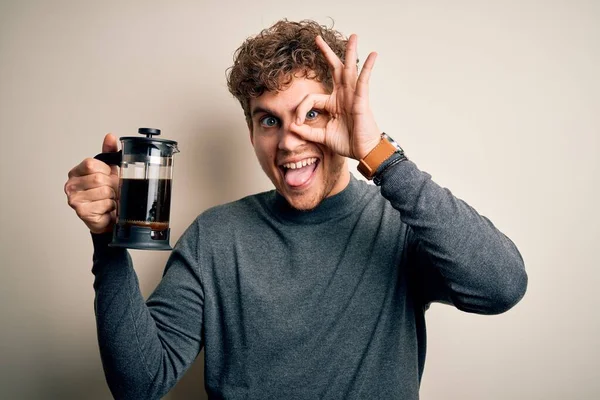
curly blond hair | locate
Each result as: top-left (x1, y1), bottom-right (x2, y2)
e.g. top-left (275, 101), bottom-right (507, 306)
top-left (226, 19), bottom-right (350, 126)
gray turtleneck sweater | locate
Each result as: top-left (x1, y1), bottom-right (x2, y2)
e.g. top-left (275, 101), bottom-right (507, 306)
top-left (91, 159), bottom-right (527, 399)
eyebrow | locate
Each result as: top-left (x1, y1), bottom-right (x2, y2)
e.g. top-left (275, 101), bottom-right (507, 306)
top-left (251, 106), bottom-right (278, 118)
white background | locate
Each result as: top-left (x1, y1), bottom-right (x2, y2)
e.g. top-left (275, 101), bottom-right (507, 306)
top-left (1, 0), bottom-right (598, 398)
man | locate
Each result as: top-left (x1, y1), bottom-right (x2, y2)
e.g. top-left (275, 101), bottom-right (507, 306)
top-left (64, 20), bottom-right (527, 399)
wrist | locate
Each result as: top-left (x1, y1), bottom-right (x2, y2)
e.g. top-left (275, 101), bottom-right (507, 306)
top-left (357, 133), bottom-right (406, 180)
top-left (373, 152), bottom-right (408, 185)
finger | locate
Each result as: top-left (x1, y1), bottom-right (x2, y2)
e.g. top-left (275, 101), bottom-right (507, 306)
top-left (65, 172), bottom-right (115, 196)
top-left (289, 122), bottom-right (326, 146)
top-left (295, 93), bottom-right (330, 125)
top-left (102, 133), bottom-right (119, 153)
top-left (78, 200), bottom-right (118, 234)
top-left (343, 34), bottom-right (358, 88)
top-left (316, 35), bottom-right (343, 85)
top-left (88, 212), bottom-right (115, 234)
top-left (68, 185), bottom-right (116, 206)
top-left (73, 198), bottom-right (117, 221)
top-left (68, 157), bottom-right (112, 179)
top-left (356, 51), bottom-right (378, 99)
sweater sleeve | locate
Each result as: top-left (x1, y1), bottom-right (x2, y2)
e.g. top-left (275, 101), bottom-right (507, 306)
top-left (377, 159), bottom-right (528, 314)
top-left (91, 220), bottom-right (204, 399)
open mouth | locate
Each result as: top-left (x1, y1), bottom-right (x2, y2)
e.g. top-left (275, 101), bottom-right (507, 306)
top-left (279, 157), bottom-right (319, 188)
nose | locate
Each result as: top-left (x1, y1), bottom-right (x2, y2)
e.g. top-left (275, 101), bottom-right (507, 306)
top-left (278, 123), bottom-right (307, 151)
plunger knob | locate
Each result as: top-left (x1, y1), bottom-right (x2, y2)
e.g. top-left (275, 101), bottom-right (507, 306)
top-left (138, 128), bottom-right (161, 138)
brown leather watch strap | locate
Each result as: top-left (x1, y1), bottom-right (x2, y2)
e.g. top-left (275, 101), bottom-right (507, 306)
top-left (357, 137), bottom-right (397, 179)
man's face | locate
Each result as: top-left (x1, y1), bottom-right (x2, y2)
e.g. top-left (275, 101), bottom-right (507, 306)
top-left (248, 76), bottom-right (349, 211)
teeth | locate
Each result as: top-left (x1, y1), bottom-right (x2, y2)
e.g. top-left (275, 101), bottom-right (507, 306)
top-left (282, 157), bottom-right (317, 169)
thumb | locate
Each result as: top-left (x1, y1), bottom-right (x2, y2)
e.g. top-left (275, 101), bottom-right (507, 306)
top-left (102, 133), bottom-right (119, 153)
top-left (101, 133), bottom-right (120, 177)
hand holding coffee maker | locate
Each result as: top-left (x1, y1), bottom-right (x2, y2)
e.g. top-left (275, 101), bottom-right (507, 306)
top-left (65, 128), bottom-right (179, 250)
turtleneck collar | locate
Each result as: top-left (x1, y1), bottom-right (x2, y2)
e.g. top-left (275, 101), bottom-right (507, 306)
top-left (267, 173), bottom-right (367, 224)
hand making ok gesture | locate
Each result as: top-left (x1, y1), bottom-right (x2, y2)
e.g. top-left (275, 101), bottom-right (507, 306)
top-left (290, 34), bottom-right (382, 161)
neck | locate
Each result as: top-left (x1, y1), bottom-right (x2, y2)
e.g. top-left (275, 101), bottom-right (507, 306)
top-left (270, 172), bottom-right (364, 224)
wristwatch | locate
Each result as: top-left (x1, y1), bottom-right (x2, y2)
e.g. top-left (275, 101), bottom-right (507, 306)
top-left (357, 133), bottom-right (406, 181)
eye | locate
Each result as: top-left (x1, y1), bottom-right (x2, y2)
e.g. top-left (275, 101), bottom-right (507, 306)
top-left (306, 109), bottom-right (319, 121)
top-left (259, 115), bottom-right (279, 128)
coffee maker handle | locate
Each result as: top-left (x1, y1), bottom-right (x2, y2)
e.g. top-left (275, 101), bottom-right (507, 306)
top-left (94, 150), bottom-right (122, 166)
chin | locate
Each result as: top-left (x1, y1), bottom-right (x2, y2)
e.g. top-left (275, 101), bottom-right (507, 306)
top-left (282, 189), bottom-right (324, 211)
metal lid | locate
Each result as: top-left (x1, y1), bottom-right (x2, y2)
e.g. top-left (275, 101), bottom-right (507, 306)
top-left (119, 128), bottom-right (178, 146)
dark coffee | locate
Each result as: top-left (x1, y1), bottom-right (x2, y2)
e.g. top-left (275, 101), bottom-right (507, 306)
top-left (117, 178), bottom-right (172, 231)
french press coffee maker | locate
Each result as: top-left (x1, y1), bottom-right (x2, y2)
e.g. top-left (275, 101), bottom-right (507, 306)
top-left (95, 128), bottom-right (179, 250)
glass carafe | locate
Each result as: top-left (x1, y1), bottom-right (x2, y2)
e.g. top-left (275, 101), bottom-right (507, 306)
top-left (95, 128), bottom-right (179, 250)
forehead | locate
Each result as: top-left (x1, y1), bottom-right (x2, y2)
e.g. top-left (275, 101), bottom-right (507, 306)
top-left (250, 77), bottom-right (328, 115)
